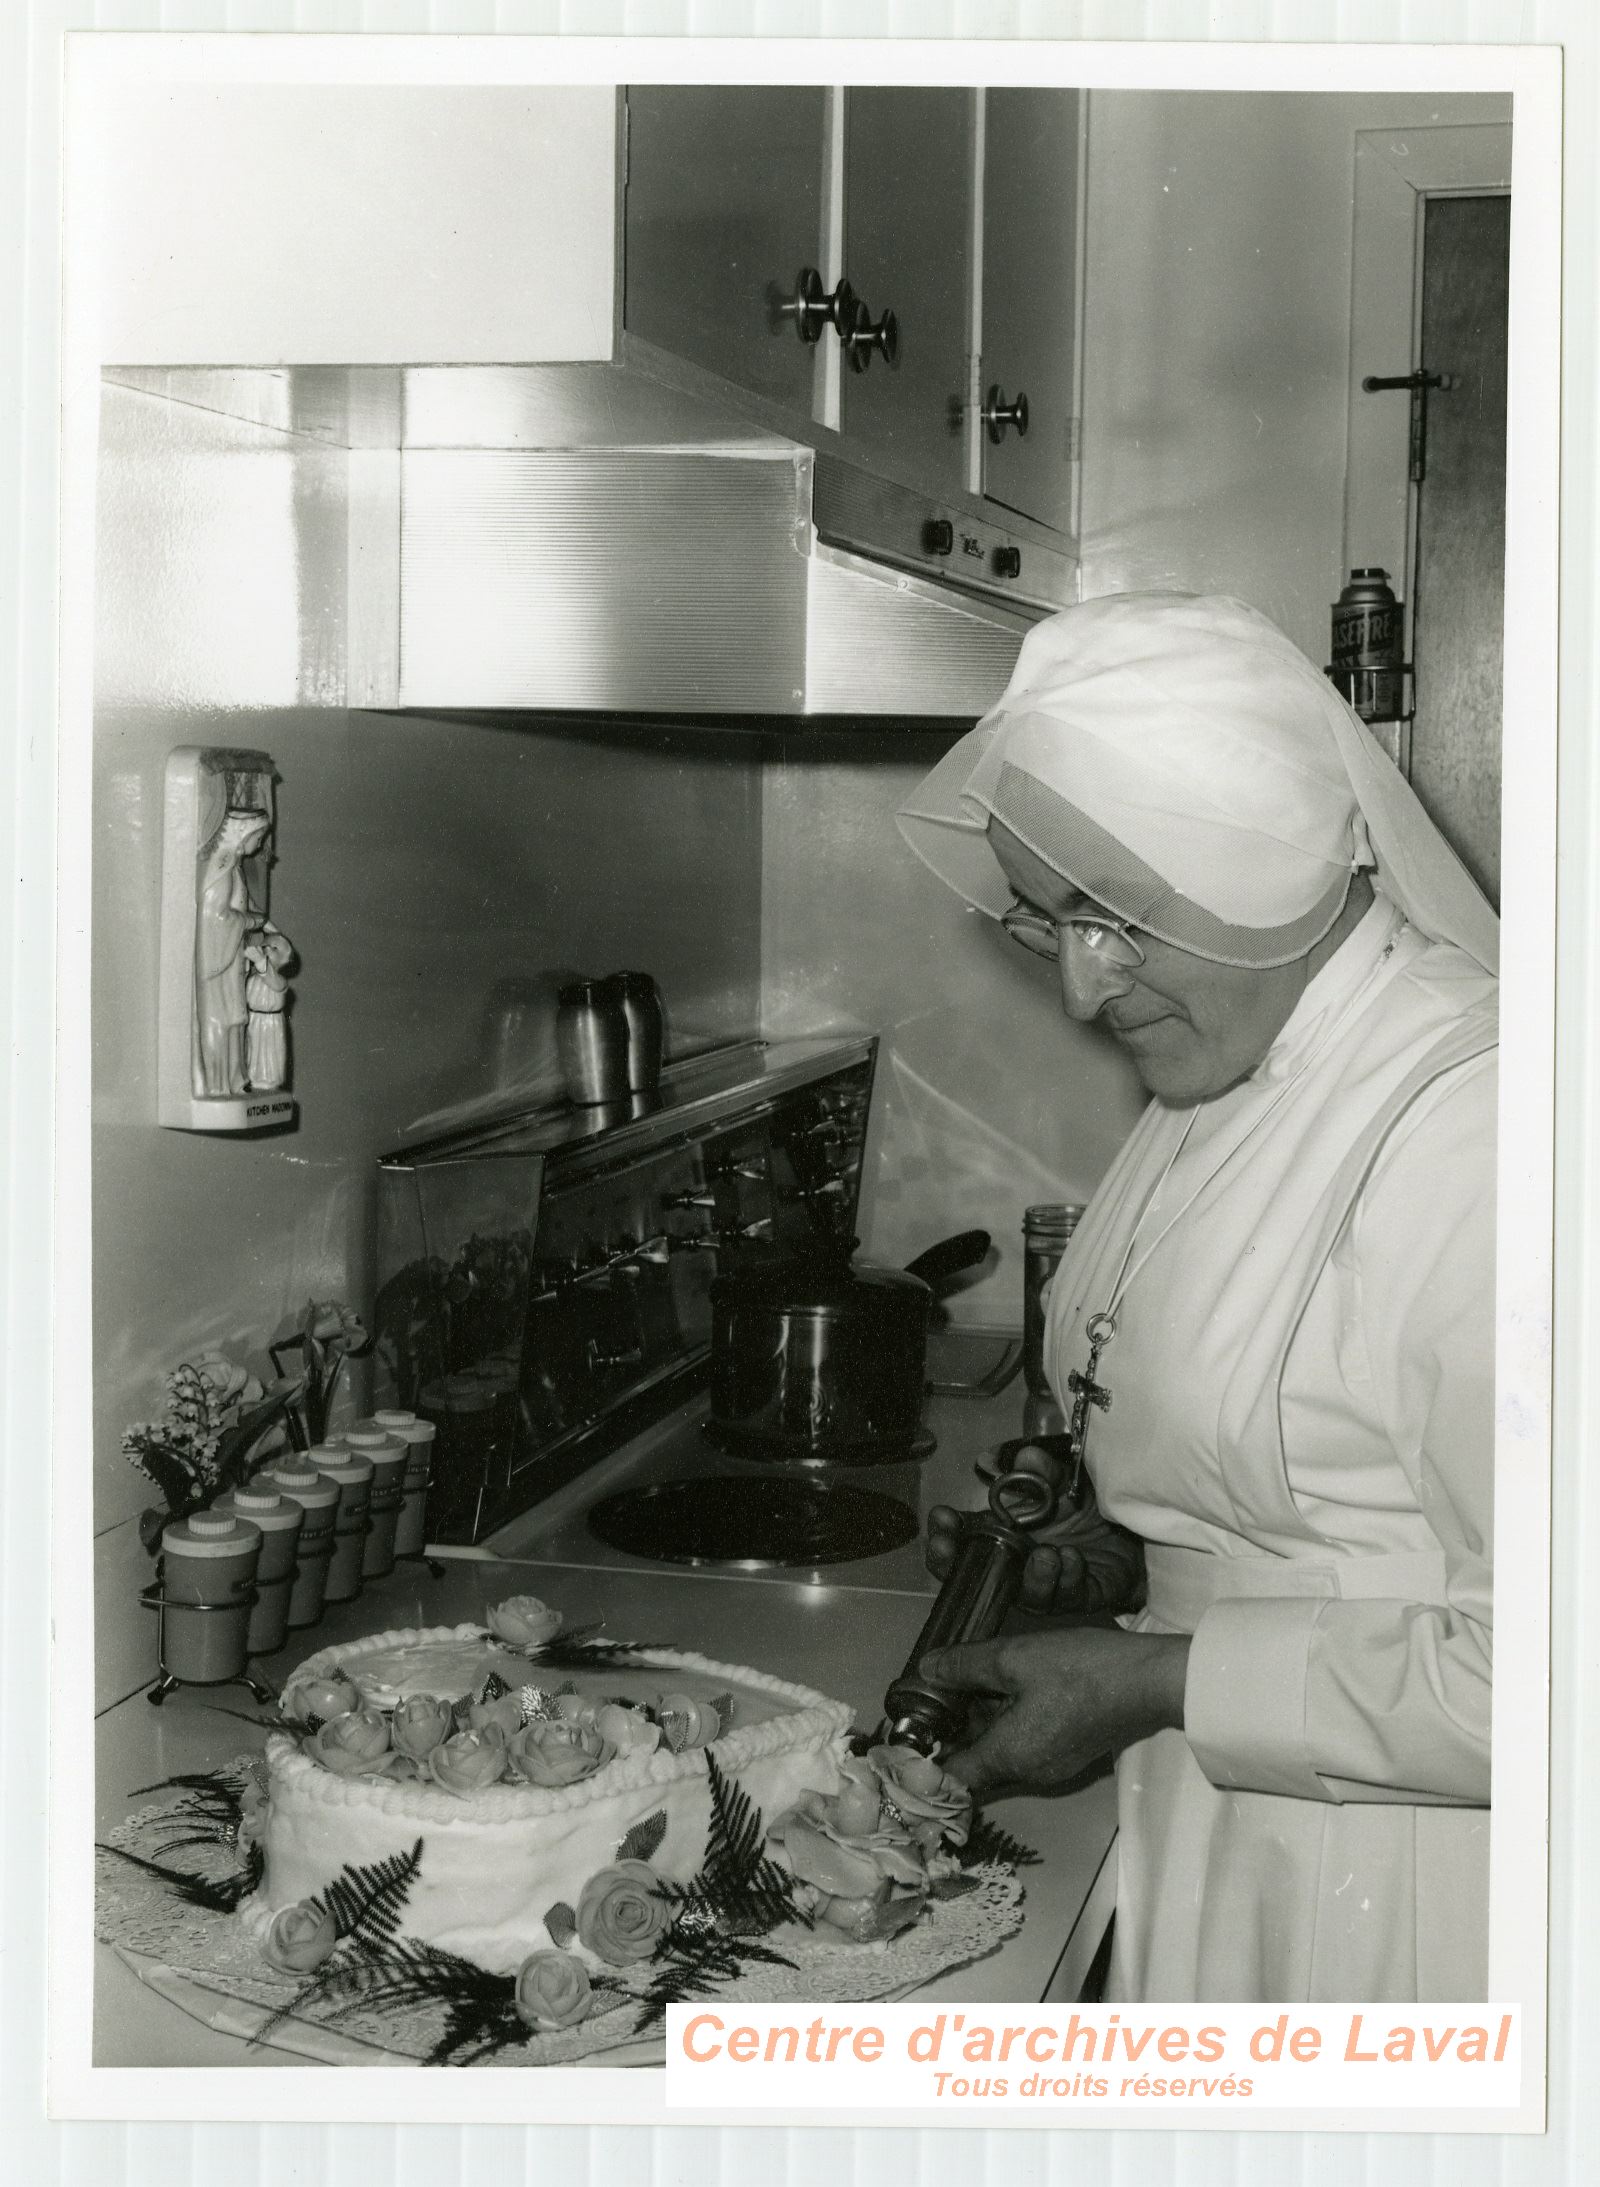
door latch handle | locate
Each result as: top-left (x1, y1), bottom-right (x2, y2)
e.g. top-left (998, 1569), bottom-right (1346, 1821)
top-left (1361, 368), bottom-right (1456, 483)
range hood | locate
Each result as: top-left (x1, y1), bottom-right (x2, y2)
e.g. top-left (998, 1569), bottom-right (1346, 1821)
top-left (353, 367), bottom-right (1077, 721)
top-left (389, 445), bottom-right (1066, 720)
top-left (110, 361), bottom-right (1074, 719)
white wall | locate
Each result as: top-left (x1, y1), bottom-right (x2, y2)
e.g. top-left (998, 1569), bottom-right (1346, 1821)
top-left (92, 381), bottom-right (764, 1710)
top-left (1079, 90), bottom-right (1510, 662)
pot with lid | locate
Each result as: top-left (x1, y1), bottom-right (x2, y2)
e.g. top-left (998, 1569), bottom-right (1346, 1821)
top-left (707, 1230), bottom-right (990, 1464)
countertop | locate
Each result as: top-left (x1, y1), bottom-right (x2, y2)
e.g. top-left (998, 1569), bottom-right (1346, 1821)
top-left (93, 1350), bottom-right (1118, 2067)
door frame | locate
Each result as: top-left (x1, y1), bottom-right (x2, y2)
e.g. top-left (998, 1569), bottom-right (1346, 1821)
top-left (1343, 117), bottom-right (1513, 639)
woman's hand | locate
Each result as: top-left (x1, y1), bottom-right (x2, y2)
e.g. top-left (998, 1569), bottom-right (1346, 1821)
top-left (924, 1445), bottom-right (1146, 1617)
top-left (921, 1627), bottom-right (1192, 1796)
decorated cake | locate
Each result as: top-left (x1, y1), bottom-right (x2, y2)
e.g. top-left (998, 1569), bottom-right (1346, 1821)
top-left (95, 1593), bottom-right (1010, 2057)
top-left (237, 1600), bottom-right (858, 1980)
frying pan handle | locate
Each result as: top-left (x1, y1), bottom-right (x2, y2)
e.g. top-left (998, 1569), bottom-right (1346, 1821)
top-left (903, 1229), bottom-right (992, 1290)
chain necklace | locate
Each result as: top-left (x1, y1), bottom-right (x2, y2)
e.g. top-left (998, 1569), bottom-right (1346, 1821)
top-left (1062, 1109), bottom-right (1198, 1495)
top-left (1060, 938), bottom-right (1401, 1494)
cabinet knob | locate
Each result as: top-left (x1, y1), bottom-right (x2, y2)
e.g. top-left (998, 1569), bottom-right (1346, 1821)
top-left (993, 545), bottom-right (1023, 581)
top-left (843, 300), bottom-right (899, 372)
top-left (923, 517), bottom-right (955, 557)
top-left (778, 266), bottom-right (857, 344)
top-left (984, 385), bottom-right (1030, 443)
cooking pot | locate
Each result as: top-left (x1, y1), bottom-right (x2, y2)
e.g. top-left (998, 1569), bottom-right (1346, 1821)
top-left (706, 1230), bottom-right (991, 1464)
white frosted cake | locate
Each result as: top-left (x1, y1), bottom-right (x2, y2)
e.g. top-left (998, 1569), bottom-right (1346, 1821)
top-left (237, 1613), bottom-right (855, 1978)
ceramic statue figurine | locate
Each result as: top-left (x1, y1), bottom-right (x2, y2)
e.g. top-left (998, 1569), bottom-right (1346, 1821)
top-left (244, 929), bottom-right (293, 1092)
top-left (159, 747), bottom-right (298, 1131)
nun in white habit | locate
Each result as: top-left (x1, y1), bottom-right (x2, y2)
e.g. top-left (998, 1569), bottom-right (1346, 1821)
top-left (897, 591), bottom-right (1498, 2005)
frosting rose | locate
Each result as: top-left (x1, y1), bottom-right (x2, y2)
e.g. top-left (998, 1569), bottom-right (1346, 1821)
top-left (827, 1755), bottom-right (884, 1837)
top-left (263, 1899), bottom-right (339, 1974)
top-left (575, 1861), bottom-right (670, 1966)
top-left (427, 1724), bottom-right (508, 1794)
top-left (507, 1717), bottom-right (614, 1787)
top-left (592, 1703), bottom-right (661, 1757)
top-left (867, 1745), bottom-right (972, 1854)
top-left (769, 1809), bottom-right (903, 1900)
top-left (312, 1708), bottom-right (396, 1778)
top-left (816, 1886), bottom-right (928, 1945)
top-left (657, 1693), bottom-right (721, 1752)
top-left (514, 1948), bottom-right (594, 2032)
top-left (485, 1595), bottom-right (563, 1650)
top-left (390, 1693), bottom-right (453, 1762)
top-left (282, 1670), bottom-right (361, 1728)
top-left (466, 1687), bottom-right (528, 1742)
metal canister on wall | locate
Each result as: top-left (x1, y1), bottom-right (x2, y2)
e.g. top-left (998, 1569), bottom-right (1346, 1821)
top-left (1329, 567), bottom-right (1408, 723)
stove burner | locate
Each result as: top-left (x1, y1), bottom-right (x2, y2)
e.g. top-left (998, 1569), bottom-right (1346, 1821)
top-left (586, 1475), bottom-right (919, 1570)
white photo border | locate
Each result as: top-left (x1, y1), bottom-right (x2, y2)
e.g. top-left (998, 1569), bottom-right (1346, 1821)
top-left (43, 22), bottom-right (1562, 2144)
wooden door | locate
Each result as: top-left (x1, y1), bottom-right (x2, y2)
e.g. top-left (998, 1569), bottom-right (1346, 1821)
top-left (1410, 193), bottom-right (1510, 906)
top-left (623, 86), bottom-right (829, 413)
top-left (980, 88), bottom-right (1080, 538)
top-left (839, 88), bottom-right (972, 496)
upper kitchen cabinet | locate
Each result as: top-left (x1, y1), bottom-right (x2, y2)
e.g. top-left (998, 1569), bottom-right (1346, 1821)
top-left (622, 86), bottom-right (830, 412)
top-left (96, 77), bottom-right (1082, 555)
top-left (96, 84), bottom-right (622, 366)
top-left (979, 89), bottom-right (1082, 538)
top-left (837, 89), bottom-right (973, 500)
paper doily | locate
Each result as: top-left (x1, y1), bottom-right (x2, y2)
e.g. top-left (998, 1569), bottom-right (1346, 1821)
top-left (95, 1779), bottom-right (1024, 2069)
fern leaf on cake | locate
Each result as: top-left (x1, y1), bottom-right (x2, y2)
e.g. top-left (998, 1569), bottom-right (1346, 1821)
top-left (631, 1751), bottom-right (809, 2027)
top-left (962, 1813), bottom-right (1041, 1870)
top-left (255, 1935), bottom-right (525, 2063)
top-left (97, 1839), bottom-right (264, 1915)
top-left (653, 1749), bottom-right (808, 1935)
top-left (631, 1935), bottom-right (798, 2029)
top-left (314, 1840), bottom-right (424, 1944)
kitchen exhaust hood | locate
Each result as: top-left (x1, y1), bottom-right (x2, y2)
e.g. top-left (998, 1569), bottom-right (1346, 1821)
top-left (351, 368), bottom-right (1076, 720)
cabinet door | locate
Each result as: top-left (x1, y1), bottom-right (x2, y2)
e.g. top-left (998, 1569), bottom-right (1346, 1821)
top-left (97, 84), bottom-right (620, 366)
top-left (623, 86), bottom-right (829, 413)
top-left (839, 89), bottom-right (972, 496)
top-left (980, 89), bottom-right (1080, 536)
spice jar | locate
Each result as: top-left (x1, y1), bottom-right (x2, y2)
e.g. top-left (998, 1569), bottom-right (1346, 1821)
top-left (311, 1443), bottom-right (374, 1604)
top-left (1022, 1203), bottom-right (1085, 1396)
top-left (373, 1409), bottom-right (437, 1557)
top-left (152, 1512), bottom-right (263, 1686)
top-left (344, 1425), bottom-right (408, 1580)
top-left (213, 1483), bottom-right (303, 1656)
top-left (262, 1460), bottom-right (340, 1630)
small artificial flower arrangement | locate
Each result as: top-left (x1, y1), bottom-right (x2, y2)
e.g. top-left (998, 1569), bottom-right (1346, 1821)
top-left (122, 1349), bottom-right (300, 1552)
top-left (271, 1299), bottom-right (371, 1445)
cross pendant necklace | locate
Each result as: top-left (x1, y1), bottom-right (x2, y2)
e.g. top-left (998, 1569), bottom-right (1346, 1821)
top-left (1061, 1107), bottom-right (1202, 1491)
top-left (1063, 1309), bottom-right (1117, 1498)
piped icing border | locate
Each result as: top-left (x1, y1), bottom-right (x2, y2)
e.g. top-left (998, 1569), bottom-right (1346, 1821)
top-left (266, 1623), bottom-right (854, 1825)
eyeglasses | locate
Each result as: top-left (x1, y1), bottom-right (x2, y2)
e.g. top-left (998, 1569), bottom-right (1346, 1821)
top-left (1000, 895), bottom-right (1147, 970)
